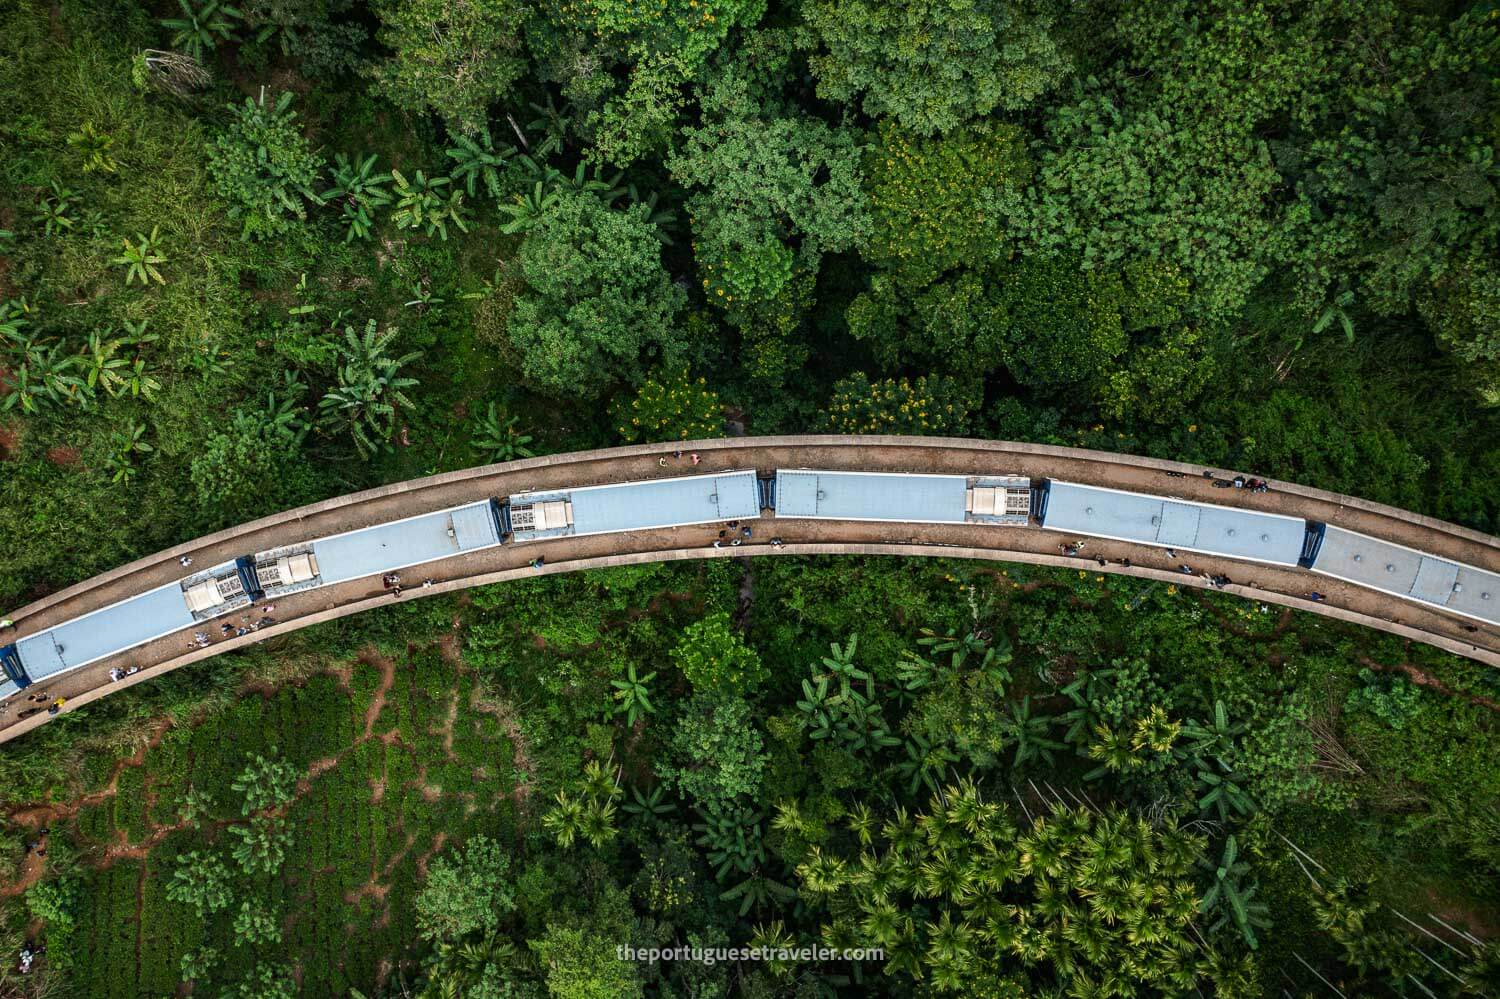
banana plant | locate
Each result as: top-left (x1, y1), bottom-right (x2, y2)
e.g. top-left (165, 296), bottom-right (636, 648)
top-left (621, 784), bottom-right (675, 819)
top-left (112, 227), bottom-right (168, 285)
top-left (445, 127), bottom-right (515, 199)
top-left (550, 161), bottom-right (624, 204)
top-left (32, 180), bottom-right (78, 236)
top-left (720, 870), bottom-right (795, 916)
top-left (525, 96), bottom-right (571, 158)
top-left (496, 182), bottom-right (558, 235)
top-left (321, 153), bottom-right (391, 243)
top-left (469, 403), bottom-right (535, 463)
top-left (1199, 836), bottom-right (1271, 949)
top-left (162, 0), bottom-right (243, 61)
top-left (609, 663), bottom-right (657, 726)
top-left (104, 420), bottom-right (154, 485)
top-left (1002, 696), bottom-right (1065, 769)
top-left (68, 122), bottom-right (117, 174)
top-left (390, 170), bottom-right (469, 240)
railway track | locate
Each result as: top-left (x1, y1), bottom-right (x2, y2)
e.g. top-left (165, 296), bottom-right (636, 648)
top-left (2, 436), bottom-right (1497, 744)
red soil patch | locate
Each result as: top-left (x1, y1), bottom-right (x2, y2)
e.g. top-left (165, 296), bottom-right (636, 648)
top-left (45, 445), bottom-right (81, 467)
top-left (0, 424), bottom-right (19, 461)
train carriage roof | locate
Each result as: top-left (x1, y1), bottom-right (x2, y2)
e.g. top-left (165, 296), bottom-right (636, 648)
top-left (311, 500), bottom-right (503, 586)
top-left (774, 469), bottom-right (969, 523)
top-left (16, 581), bottom-right (198, 682)
top-left (509, 470), bottom-right (761, 540)
top-left (1313, 526), bottom-right (1500, 626)
top-left (1041, 481), bottom-right (1306, 566)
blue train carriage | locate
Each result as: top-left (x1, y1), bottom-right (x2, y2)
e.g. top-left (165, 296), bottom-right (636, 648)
top-left (7, 580), bottom-right (206, 689)
top-left (1036, 480), bottom-right (1310, 566)
top-left (1309, 525), bottom-right (1500, 627)
top-left (256, 499), bottom-right (506, 597)
top-left (772, 469), bottom-right (1033, 525)
top-left (505, 470), bottom-right (761, 542)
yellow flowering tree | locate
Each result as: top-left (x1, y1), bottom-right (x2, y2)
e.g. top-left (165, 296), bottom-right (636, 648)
top-left (611, 369), bottom-right (723, 443)
top-left (823, 372), bottom-right (979, 435)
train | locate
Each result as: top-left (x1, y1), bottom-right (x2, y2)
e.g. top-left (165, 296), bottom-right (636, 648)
top-left (3, 468), bottom-right (1497, 698)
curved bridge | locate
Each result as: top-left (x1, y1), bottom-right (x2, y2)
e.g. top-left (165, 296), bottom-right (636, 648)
top-left (2, 436), bottom-right (1497, 744)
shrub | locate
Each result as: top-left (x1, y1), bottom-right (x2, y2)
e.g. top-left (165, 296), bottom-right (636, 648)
top-left (206, 89), bottom-right (324, 240)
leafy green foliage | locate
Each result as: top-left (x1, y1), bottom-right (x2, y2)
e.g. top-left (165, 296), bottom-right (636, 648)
top-left (414, 835), bottom-right (515, 943)
top-left (671, 52), bottom-right (868, 315)
top-left (801, 0), bottom-right (1069, 134)
top-left (370, 0), bottom-right (528, 136)
top-left (206, 90), bottom-right (324, 240)
top-left (166, 851), bottom-right (235, 917)
top-left (508, 190), bottom-right (686, 397)
top-left (670, 611), bottom-right (767, 695)
top-left (659, 690), bottom-right (766, 811)
top-left (864, 122), bottom-right (1031, 287)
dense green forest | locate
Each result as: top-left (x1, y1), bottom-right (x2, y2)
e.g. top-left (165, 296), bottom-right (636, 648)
top-left (2, 0), bottom-right (1500, 995)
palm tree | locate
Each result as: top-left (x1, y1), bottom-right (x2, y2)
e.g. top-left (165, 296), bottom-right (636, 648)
top-left (68, 122), bottom-right (117, 174)
top-left (113, 227), bottom-right (168, 285)
top-left (317, 321), bottom-right (421, 457)
top-left (161, 0), bottom-right (242, 61)
top-left (543, 791), bottom-right (583, 848)
top-left (610, 663), bottom-right (656, 726)
top-left (578, 797), bottom-right (618, 849)
top-left (469, 402), bottom-right (535, 463)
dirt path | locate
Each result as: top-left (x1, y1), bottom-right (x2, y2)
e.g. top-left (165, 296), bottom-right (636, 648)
top-left (1359, 656), bottom-right (1500, 714)
top-left (359, 649), bottom-right (398, 739)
